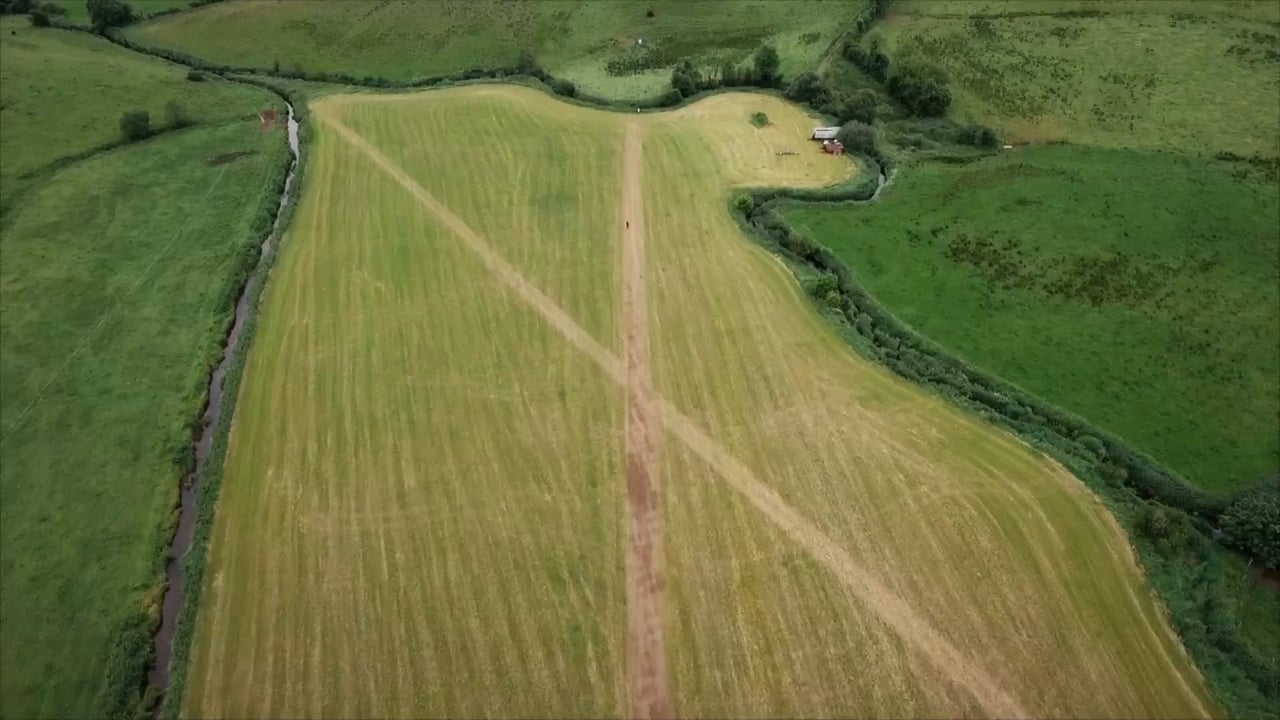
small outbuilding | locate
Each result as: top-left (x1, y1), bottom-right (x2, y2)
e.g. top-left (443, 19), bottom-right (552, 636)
top-left (812, 126), bottom-right (840, 140)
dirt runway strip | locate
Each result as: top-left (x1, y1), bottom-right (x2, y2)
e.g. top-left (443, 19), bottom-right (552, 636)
top-left (621, 123), bottom-right (674, 720)
top-left (318, 109), bottom-right (1027, 718)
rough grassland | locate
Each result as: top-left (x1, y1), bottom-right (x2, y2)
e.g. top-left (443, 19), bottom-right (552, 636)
top-left (125, 0), bottom-right (859, 100)
top-left (0, 17), bottom-right (271, 207)
top-left (0, 119), bottom-right (286, 718)
top-left (785, 145), bottom-right (1279, 492)
top-left (185, 86), bottom-right (1214, 718)
top-left (884, 0), bottom-right (1280, 154)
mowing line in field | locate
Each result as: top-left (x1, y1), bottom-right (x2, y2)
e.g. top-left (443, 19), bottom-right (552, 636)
top-left (621, 122), bottom-right (674, 720)
top-left (317, 110), bottom-right (1027, 718)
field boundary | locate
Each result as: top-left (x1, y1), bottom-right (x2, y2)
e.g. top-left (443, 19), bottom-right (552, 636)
top-left (154, 79), bottom-right (309, 720)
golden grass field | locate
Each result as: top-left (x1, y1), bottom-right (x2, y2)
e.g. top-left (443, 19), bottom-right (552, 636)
top-left (183, 86), bottom-right (1218, 718)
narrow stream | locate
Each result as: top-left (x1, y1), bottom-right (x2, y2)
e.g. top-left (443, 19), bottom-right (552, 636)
top-left (147, 102), bottom-right (299, 701)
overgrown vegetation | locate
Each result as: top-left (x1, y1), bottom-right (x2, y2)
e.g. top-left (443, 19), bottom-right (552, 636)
top-left (882, 0), bottom-right (1280, 153)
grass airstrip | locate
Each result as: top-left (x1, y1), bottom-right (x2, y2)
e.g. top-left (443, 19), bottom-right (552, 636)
top-left (184, 86), bottom-right (1216, 718)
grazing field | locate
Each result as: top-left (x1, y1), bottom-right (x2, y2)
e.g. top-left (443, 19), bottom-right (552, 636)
top-left (185, 86), bottom-right (1214, 718)
top-left (43, 0), bottom-right (193, 26)
top-left (883, 0), bottom-right (1280, 153)
top-left (0, 17), bottom-right (271, 207)
top-left (785, 145), bottom-right (1280, 493)
top-left (125, 0), bottom-right (860, 100)
top-left (0, 116), bottom-right (287, 718)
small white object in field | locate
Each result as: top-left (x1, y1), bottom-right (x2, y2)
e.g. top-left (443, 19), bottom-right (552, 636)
top-left (1003, 144), bottom-right (1014, 149)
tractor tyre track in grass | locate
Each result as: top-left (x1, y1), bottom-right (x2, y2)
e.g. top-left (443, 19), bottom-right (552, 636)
top-left (621, 123), bottom-right (673, 720)
top-left (316, 107), bottom-right (1027, 718)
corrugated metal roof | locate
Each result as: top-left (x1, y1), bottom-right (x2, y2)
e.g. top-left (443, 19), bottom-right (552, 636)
top-left (812, 127), bottom-right (840, 139)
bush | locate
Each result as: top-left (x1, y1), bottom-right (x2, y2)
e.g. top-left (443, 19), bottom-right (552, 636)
top-left (837, 121), bottom-right (877, 155)
top-left (845, 89), bottom-right (879, 124)
top-left (164, 100), bottom-right (190, 128)
top-left (28, 6), bottom-right (47, 24)
top-left (785, 71), bottom-right (831, 106)
top-left (40, 1), bottom-right (65, 14)
top-left (4, 0), bottom-right (33, 13)
top-left (548, 77), bottom-right (576, 97)
top-left (753, 44), bottom-right (781, 88)
top-left (119, 109), bottom-right (151, 141)
top-left (87, 0), bottom-right (133, 31)
top-left (749, 112), bottom-right (768, 128)
top-left (1220, 480), bottom-right (1280, 568)
top-left (887, 58), bottom-right (952, 117)
top-left (186, 70), bottom-right (205, 82)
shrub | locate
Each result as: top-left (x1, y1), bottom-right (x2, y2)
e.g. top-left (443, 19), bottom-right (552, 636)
top-left (670, 60), bottom-right (699, 98)
top-left (164, 100), bottom-right (190, 128)
top-left (753, 44), bottom-right (781, 88)
top-left (1220, 480), bottom-right (1280, 568)
top-left (40, 1), bottom-right (65, 14)
top-left (887, 58), bottom-right (952, 117)
top-left (549, 77), bottom-right (576, 97)
top-left (784, 71), bottom-right (831, 106)
top-left (4, 0), bottom-right (33, 13)
top-left (749, 112), bottom-right (768, 128)
top-left (118, 109), bottom-right (151, 141)
top-left (845, 89), bottom-right (879, 124)
top-left (87, 0), bottom-right (133, 32)
top-left (186, 70), bottom-right (205, 82)
top-left (837, 121), bottom-right (877, 155)
top-left (28, 6), bottom-right (47, 24)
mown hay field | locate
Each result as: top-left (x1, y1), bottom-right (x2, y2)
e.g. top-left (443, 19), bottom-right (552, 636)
top-left (185, 86), bottom-right (1216, 718)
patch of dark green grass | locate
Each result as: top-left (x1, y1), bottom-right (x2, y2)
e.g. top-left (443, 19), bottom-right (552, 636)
top-left (784, 144), bottom-right (1279, 493)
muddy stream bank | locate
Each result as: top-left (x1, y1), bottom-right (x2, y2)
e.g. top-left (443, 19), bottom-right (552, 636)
top-left (147, 102), bottom-right (299, 703)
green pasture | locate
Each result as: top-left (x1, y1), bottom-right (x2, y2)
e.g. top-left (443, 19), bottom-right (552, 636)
top-left (124, 0), bottom-right (861, 100)
top-left (0, 16), bottom-right (272, 207)
top-left (883, 0), bottom-right (1280, 154)
top-left (785, 144), bottom-right (1279, 493)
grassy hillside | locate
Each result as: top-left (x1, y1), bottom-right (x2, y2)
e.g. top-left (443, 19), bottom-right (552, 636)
top-left (882, 0), bottom-right (1280, 153)
top-left (43, 0), bottom-right (192, 26)
top-left (0, 17), bottom-right (272, 206)
top-left (125, 0), bottom-right (862, 100)
top-left (785, 145), bottom-right (1279, 492)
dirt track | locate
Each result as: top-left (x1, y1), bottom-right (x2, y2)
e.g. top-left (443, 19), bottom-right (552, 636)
top-left (621, 123), bottom-right (673, 720)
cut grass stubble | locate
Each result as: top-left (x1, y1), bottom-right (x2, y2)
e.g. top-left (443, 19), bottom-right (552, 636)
top-left (184, 87), bottom-right (1217, 718)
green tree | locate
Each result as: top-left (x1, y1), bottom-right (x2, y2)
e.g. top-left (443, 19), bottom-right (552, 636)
top-left (86, 0), bottom-right (133, 31)
top-left (1221, 480), bottom-right (1280, 568)
top-left (29, 6), bottom-right (48, 24)
top-left (784, 71), bottom-right (831, 106)
top-left (887, 58), bottom-right (951, 117)
top-left (753, 44), bottom-right (780, 87)
top-left (845, 89), bottom-right (878, 124)
top-left (118, 108), bottom-right (150, 141)
top-left (837, 121), bottom-right (877, 155)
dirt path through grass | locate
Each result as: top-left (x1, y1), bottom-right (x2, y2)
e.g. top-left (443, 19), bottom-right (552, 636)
top-left (620, 123), bottom-right (673, 719)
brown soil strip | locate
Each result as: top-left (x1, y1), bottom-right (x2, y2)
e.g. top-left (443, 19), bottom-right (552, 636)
top-left (320, 110), bottom-right (1027, 718)
top-left (621, 122), bottom-right (674, 720)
